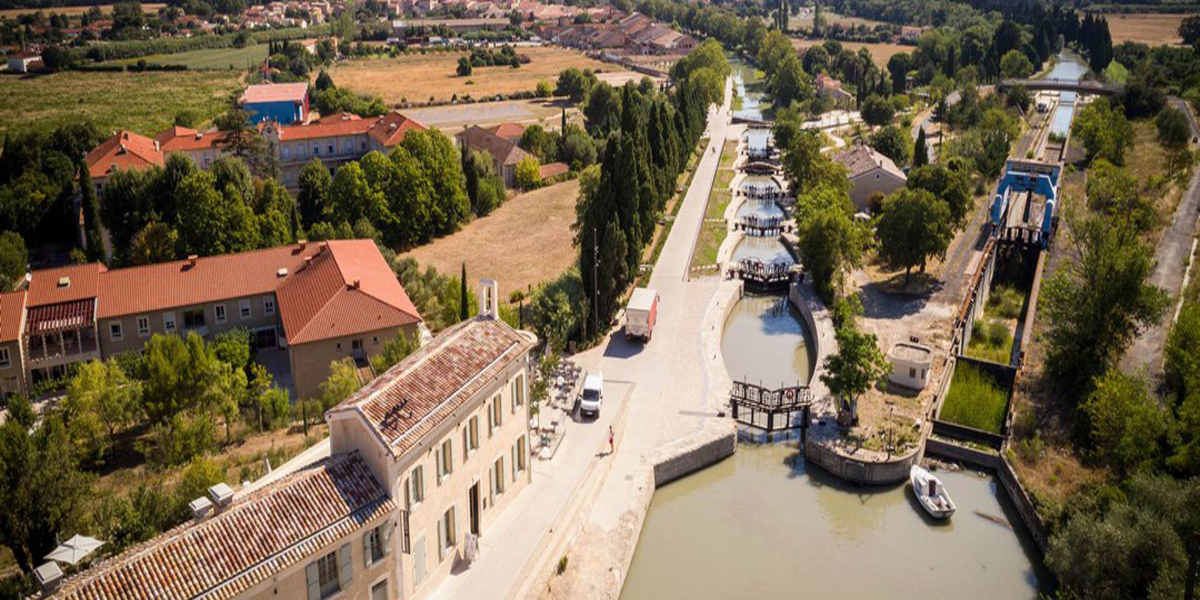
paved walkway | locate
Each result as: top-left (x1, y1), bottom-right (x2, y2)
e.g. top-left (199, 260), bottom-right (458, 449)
top-left (427, 80), bottom-right (736, 600)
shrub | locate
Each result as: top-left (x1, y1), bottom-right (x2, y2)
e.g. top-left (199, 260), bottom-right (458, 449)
top-left (939, 362), bottom-right (1010, 433)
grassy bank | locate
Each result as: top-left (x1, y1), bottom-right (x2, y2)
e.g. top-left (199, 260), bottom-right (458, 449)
top-left (688, 139), bottom-right (739, 273)
top-left (940, 362), bottom-right (1010, 433)
top-left (109, 45), bottom-right (268, 70)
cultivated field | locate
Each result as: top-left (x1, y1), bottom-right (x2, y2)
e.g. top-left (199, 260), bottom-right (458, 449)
top-left (1101, 12), bottom-right (1186, 46)
top-left (110, 44), bottom-right (268, 70)
top-left (790, 10), bottom-right (891, 32)
top-left (0, 2), bottom-right (165, 17)
top-left (0, 70), bottom-right (241, 139)
top-left (325, 46), bottom-right (618, 105)
top-left (791, 38), bottom-right (910, 68)
top-left (401, 179), bottom-right (580, 293)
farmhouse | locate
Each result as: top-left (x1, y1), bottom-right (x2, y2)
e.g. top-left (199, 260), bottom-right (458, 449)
top-left (833, 143), bottom-right (907, 213)
top-left (6, 50), bottom-right (41, 73)
top-left (1, 240), bottom-right (421, 401)
top-left (457, 125), bottom-right (533, 188)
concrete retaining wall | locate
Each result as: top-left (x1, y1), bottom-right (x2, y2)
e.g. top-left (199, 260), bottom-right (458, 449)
top-left (997, 456), bottom-right (1050, 554)
top-left (805, 432), bottom-right (924, 485)
top-left (924, 437), bottom-right (1001, 469)
top-left (648, 422), bottom-right (738, 486)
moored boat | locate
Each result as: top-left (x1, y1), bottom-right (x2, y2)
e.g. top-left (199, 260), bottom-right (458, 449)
top-left (910, 465), bottom-right (956, 519)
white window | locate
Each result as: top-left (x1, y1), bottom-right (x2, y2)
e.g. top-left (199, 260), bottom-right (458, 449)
top-left (0, 348), bottom-right (10, 369)
top-left (371, 580), bottom-right (387, 600)
top-left (264, 297), bottom-right (276, 316)
top-left (363, 523), bottom-right (388, 567)
top-left (438, 507), bottom-right (456, 561)
top-left (109, 322), bottom-right (123, 342)
top-left (462, 416), bottom-right (479, 460)
top-left (513, 435), bottom-right (526, 480)
top-left (305, 545), bottom-right (350, 600)
top-left (239, 299), bottom-right (251, 320)
top-left (137, 316), bottom-right (150, 337)
top-left (492, 456), bottom-right (505, 496)
top-left (512, 374), bottom-right (524, 412)
top-left (163, 312), bottom-right (176, 333)
top-left (413, 535), bottom-right (427, 586)
top-left (436, 438), bottom-right (453, 483)
top-left (214, 304), bottom-right (227, 324)
top-left (405, 465), bottom-right (424, 508)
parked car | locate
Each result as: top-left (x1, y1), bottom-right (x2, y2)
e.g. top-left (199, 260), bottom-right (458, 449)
top-left (625, 287), bottom-right (659, 342)
top-left (580, 372), bottom-right (604, 418)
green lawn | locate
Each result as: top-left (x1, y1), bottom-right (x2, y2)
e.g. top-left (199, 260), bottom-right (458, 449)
top-left (939, 362), bottom-right (1011, 434)
top-left (0, 70), bottom-right (242, 139)
top-left (689, 140), bottom-right (739, 271)
top-left (109, 44), bottom-right (268, 70)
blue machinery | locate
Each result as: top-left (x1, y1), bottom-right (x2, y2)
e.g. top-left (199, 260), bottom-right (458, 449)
top-left (989, 159), bottom-right (1062, 246)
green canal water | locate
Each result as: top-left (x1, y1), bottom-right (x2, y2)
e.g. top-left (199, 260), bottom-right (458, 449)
top-left (621, 443), bottom-right (1050, 599)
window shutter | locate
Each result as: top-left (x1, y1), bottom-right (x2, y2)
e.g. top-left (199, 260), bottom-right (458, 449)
top-left (436, 450), bottom-right (443, 484)
top-left (339, 543), bottom-right (353, 589)
top-left (403, 477), bottom-right (411, 510)
top-left (305, 562), bottom-right (320, 600)
top-left (437, 517), bottom-right (446, 561)
top-left (512, 445), bottom-right (518, 482)
top-left (363, 532), bottom-right (372, 568)
top-left (383, 520), bottom-right (393, 556)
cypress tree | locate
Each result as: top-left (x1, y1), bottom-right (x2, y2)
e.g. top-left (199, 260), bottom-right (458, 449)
top-left (913, 127), bottom-right (929, 168)
top-left (460, 262), bottom-right (469, 321)
top-left (79, 161), bottom-right (103, 261)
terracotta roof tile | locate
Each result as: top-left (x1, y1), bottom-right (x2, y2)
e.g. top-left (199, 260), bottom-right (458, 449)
top-left (457, 125), bottom-right (530, 167)
top-left (834, 144), bottom-right (907, 181)
top-left (239, 82), bottom-right (309, 105)
top-left (328, 317), bottom-right (535, 458)
top-left (84, 131), bottom-right (164, 179)
top-left (27, 263), bottom-right (103, 308)
top-left (0, 291), bottom-right (27, 343)
top-left (47, 452), bottom-right (393, 600)
top-left (273, 117), bottom-right (377, 142)
top-left (155, 127), bottom-right (228, 153)
top-left (367, 112), bottom-right (426, 148)
top-left (276, 239), bottom-right (421, 344)
top-left (485, 122), bottom-right (525, 142)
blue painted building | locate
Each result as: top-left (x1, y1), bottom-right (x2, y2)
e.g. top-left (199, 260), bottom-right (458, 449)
top-left (239, 82), bottom-right (309, 125)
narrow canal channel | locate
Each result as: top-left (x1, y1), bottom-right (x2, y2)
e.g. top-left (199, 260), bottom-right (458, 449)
top-left (620, 56), bottom-right (1053, 599)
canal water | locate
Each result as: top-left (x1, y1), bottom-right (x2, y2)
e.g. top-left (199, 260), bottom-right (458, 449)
top-left (720, 294), bottom-right (814, 388)
top-left (621, 444), bottom-right (1050, 600)
top-left (732, 59), bottom-right (768, 122)
top-left (1044, 53), bottom-right (1089, 138)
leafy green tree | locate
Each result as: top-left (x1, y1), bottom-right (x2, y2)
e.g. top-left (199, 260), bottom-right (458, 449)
top-left (0, 409), bottom-right (93, 574)
top-left (515, 155), bottom-right (541, 191)
top-left (79, 162), bottom-right (104, 261)
top-left (214, 107), bottom-right (279, 179)
top-left (906, 164), bottom-right (971, 227)
top-left (315, 69), bottom-right (335, 91)
top-left (318, 358), bottom-right (362, 409)
top-left (1181, 15), bottom-right (1200, 49)
top-left (1155, 106), bottom-right (1192, 174)
top-left (370, 329), bottom-right (417, 373)
top-left (328, 161), bottom-right (387, 228)
top-left (456, 56), bottom-right (473, 76)
top-left (63, 360), bottom-right (140, 461)
top-left (536, 80), bottom-right (553, 98)
top-left (820, 324), bottom-right (889, 426)
top-left (1081, 369), bottom-right (1167, 474)
top-left (796, 208), bottom-right (864, 302)
top-left (297, 159), bottom-right (331, 229)
top-left (583, 83), bottom-right (623, 137)
top-left (782, 130), bottom-right (849, 197)
top-left (860, 94), bottom-right (895, 126)
top-left (1086, 159), bottom-right (1154, 233)
top-left (174, 171), bottom-right (261, 256)
top-left (128, 221), bottom-right (178, 266)
top-left (999, 49), bottom-right (1034, 78)
top-left (0, 231), bottom-right (27, 291)
top-left (875, 189), bottom-right (954, 286)
top-left (1073, 97), bottom-right (1134, 165)
top-left (561, 132), bottom-right (596, 170)
top-left (1042, 214), bottom-right (1169, 399)
top-left (771, 52), bottom-right (812, 108)
top-left (555, 68), bottom-right (596, 103)
top-left (869, 125), bottom-right (913, 167)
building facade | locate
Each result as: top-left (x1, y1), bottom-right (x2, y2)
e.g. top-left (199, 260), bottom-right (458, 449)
top-left (6, 240), bottom-right (421, 400)
top-left (36, 283), bottom-right (536, 600)
top-left (240, 82), bottom-right (310, 124)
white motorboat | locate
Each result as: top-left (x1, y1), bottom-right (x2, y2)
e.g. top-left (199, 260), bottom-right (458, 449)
top-left (910, 465), bottom-right (956, 519)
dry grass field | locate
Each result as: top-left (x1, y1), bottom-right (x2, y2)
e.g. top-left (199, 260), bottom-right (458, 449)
top-left (790, 11), bottom-right (890, 32)
top-left (326, 46), bottom-right (616, 105)
top-left (0, 2), bottom-right (165, 17)
top-left (1101, 13), bottom-right (1186, 46)
top-left (402, 179), bottom-right (580, 293)
top-left (791, 38), bottom-right (910, 68)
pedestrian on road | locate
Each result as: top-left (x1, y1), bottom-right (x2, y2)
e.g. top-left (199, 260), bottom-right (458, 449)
top-left (608, 426), bottom-right (614, 455)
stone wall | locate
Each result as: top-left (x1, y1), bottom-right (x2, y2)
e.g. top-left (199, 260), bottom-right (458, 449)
top-left (997, 456), bottom-right (1050, 554)
top-left (648, 421), bottom-right (738, 486)
top-left (924, 437), bottom-right (1001, 469)
top-left (805, 432), bottom-right (924, 485)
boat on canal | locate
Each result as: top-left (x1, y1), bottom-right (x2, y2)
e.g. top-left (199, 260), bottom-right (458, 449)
top-left (911, 466), bottom-right (957, 519)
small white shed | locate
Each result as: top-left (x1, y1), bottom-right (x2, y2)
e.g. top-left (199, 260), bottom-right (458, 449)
top-left (888, 342), bottom-right (933, 390)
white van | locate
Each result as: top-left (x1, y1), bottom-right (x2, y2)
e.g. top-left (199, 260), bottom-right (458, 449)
top-left (580, 373), bottom-right (603, 417)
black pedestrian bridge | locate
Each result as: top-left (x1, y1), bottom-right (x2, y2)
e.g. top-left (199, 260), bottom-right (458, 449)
top-left (998, 77), bottom-right (1123, 96)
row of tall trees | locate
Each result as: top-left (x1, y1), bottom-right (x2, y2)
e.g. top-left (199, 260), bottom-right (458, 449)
top-left (575, 39), bottom-right (727, 339)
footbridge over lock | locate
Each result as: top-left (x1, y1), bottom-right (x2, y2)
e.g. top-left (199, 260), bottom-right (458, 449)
top-left (998, 77), bottom-right (1123, 96)
top-left (990, 159), bottom-right (1062, 248)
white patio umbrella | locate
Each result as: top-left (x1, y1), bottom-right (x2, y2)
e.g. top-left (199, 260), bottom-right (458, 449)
top-left (44, 535), bottom-right (105, 566)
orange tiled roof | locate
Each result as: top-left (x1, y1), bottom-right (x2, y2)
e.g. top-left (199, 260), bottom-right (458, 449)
top-left (277, 239), bottom-right (420, 344)
top-left (367, 112), bottom-right (426, 148)
top-left (0, 291), bottom-right (27, 343)
top-left (485, 122), bottom-right (526, 142)
top-left (48, 451), bottom-right (393, 600)
top-left (155, 126), bottom-right (228, 152)
top-left (26, 263), bottom-right (103, 308)
top-left (328, 316), bottom-right (535, 458)
top-left (239, 81), bottom-right (309, 105)
top-left (274, 116), bottom-right (377, 142)
top-left (84, 130), bottom-right (164, 179)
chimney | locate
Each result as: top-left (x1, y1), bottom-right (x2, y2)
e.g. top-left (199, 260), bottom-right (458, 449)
top-left (349, 278), bottom-right (361, 290)
top-left (298, 238), bottom-right (307, 249)
top-left (34, 562), bottom-right (62, 594)
top-left (187, 254), bottom-right (198, 267)
top-left (189, 496), bottom-right (213, 521)
top-left (207, 483), bottom-right (234, 509)
top-left (478, 278), bottom-right (498, 319)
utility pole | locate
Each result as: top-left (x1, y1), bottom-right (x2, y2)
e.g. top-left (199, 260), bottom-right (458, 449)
top-left (592, 227), bottom-right (599, 338)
